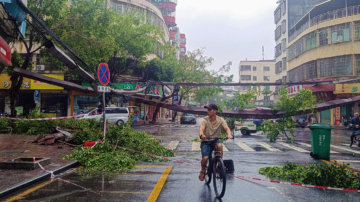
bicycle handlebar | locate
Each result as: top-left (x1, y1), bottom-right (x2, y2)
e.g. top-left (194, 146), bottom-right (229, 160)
top-left (206, 136), bottom-right (234, 140)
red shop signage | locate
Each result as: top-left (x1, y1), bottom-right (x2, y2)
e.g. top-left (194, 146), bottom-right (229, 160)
top-left (0, 36), bottom-right (11, 67)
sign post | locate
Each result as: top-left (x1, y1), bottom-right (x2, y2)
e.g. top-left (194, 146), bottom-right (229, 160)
top-left (34, 90), bottom-right (40, 107)
top-left (97, 63), bottom-right (110, 141)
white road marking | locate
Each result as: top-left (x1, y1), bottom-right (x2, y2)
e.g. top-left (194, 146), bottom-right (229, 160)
top-left (180, 126), bottom-right (186, 128)
top-left (277, 142), bottom-right (309, 153)
top-left (222, 144), bottom-right (229, 152)
top-left (258, 142), bottom-right (282, 152)
top-left (235, 141), bottom-right (255, 152)
top-left (334, 160), bottom-right (360, 163)
top-left (166, 141), bottom-right (179, 150)
top-left (297, 142), bottom-right (339, 154)
top-left (190, 126), bottom-right (196, 128)
top-left (330, 145), bottom-right (360, 154)
top-left (160, 125), bottom-right (167, 128)
top-left (191, 142), bottom-right (201, 151)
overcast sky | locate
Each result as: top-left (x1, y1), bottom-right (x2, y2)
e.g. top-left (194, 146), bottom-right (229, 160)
top-left (176, 0), bottom-right (278, 82)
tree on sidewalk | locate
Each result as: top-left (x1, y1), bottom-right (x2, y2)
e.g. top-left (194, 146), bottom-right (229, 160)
top-left (170, 48), bottom-right (233, 121)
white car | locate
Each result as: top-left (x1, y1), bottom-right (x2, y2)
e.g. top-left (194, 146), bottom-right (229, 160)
top-left (79, 107), bottom-right (129, 126)
top-left (235, 119), bottom-right (257, 135)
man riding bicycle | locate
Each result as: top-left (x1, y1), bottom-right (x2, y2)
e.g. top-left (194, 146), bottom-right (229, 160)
top-left (350, 112), bottom-right (360, 147)
top-left (198, 104), bottom-right (232, 181)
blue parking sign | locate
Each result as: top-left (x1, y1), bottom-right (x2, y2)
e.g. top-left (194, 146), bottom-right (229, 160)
top-left (34, 90), bottom-right (40, 98)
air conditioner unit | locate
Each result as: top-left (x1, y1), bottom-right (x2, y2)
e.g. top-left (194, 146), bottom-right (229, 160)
top-left (35, 65), bottom-right (45, 70)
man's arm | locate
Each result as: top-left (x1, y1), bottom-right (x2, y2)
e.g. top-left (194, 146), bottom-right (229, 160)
top-left (199, 125), bottom-right (206, 140)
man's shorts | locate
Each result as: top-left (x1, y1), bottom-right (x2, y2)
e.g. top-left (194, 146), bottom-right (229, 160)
top-left (201, 140), bottom-right (220, 157)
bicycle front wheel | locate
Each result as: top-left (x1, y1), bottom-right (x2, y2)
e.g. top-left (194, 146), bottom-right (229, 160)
top-left (213, 158), bottom-right (226, 198)
top-left (205, 158), bottom-right (212, 185)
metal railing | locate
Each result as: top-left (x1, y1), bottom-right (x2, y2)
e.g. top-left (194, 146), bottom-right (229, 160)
top-left (289, 5), bottom-right (360, 42)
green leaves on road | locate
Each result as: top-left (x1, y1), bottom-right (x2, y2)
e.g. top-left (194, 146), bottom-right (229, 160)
top-left (259, 162), bottom-right (360, 189)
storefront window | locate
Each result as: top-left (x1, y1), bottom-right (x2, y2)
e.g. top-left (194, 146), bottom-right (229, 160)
top-left (41, 93), bottom-right (68, 117)
top-left (73, 95), bottom-right (99, 115)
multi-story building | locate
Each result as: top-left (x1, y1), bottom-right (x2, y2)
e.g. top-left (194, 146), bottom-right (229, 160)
top-left (285, 0), bottom-right (360, 125)
top-left (273, 0), bottom-right (327, 95)
top-left (180, 33), bottom-right (186, 56)
top-left (239, 60), bottom-right (276, 107)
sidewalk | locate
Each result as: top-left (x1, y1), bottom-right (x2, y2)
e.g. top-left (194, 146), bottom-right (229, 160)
top-left (0, 134), bottom-right (77, 197)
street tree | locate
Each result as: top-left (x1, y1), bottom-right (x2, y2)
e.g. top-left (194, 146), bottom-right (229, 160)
top-left (171, 49), bottom-right (233, 121)
top-left (262, 87), bottom-right (316, 142)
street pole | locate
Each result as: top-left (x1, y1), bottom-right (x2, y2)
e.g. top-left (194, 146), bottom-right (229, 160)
top-left (103, 92), bottom-right (106, 141)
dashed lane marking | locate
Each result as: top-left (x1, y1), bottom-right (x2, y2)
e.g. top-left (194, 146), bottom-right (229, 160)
top-left (235, 141), bottom-right (255, 152)
top-left (297, 142), bottom-right (339, 154)
top-left (166, 141), bottom-right (180, 150)
top-left (191, 142), bottom-right (201, 151)
top-left (330, 145), bottom-right (360, 154)
top-left (277, 142), bottom-right (309, 153)
top-left (258, 142), bottom-right (282, 152)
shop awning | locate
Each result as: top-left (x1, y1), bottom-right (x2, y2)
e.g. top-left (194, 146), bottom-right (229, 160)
top-left (13, 67), bottom-right (93, 93)
top-left (0, 36), bottom-right (11, 67)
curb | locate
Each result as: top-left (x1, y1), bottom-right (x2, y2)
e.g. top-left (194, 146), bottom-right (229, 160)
top-left (0, 160), bottom-right (79, 198)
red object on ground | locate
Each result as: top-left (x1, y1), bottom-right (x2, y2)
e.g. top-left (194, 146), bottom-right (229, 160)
top-left (84, 141), bottom-right (103, 147)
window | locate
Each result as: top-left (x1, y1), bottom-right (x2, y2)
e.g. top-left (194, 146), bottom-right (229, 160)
top-left (253, 86), bottom-right (257, 90)
top-left (275, 61), bottom-right (282, 74)
top-left (275, 43), bottom-right (282, 57)
top-left (111, 1), bottom-right (123, 14)
top-left (240, 75), bottom-right (251, 80)
top-left (331, 23), bottom-right (351, 44)
top-left (240, 86), bottom-right (251, 90)
top-left (263, 76), bottom-right (270, 81)
top-left (263, 66), bottom-right (270, 71)
top-left (240, 66), bottom-right (251, 71)
top-left (305, 32), bottom-right (317, 51)
top-left (275, 26), bottom-right (281, 40)
top-left (253, 66), bottom-right (257, 71)
top-left (320, 55), bottom-right (352, 77)
top-left (253, 76), bottom-right (257, 81)
top-left (355, 21), bottom-right (360, 40)
top-left (264, 96), bottom-right (270, 102)
top-left (281, 1), bottom-right (286, 16)
top-left (282, 38), bottom-right (286, 52)
top-left (355, 55), bottom-right (360, 74)
top-left (319, 28), bottom-right (328, 46)
top-left (281, 20), bottom-right (286, 34)
top-left (274, 7), bottom-right (281, 23)
top-left (282, 57), bottom-right (287, 71)
top-left (288, 60), bottom-right (317, 82)
top-left (264, 86), bottom-right (270, 91)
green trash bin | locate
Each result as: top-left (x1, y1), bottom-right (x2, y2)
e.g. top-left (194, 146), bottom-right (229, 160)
top-left (309, 124), bottom-right (333, 160)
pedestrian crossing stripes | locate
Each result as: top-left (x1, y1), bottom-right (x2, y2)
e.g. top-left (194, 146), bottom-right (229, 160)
top-left (166, 141), bottom-right (180, 150)
top-left (297, 142), bottom-right (339, 154)
top-left (277, 142), bottom-right (309, 153)
top-left (189, 142), bottom-right (228, 152)
top-left (331, 145), bottom-right (360, 154)
top-left (257, 142), bottom-right (282, 152)
top-left (235, 141), bottom-right (255, 152)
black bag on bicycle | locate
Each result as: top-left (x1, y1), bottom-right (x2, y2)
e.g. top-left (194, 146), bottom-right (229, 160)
top-left (223, 159), bottom-right (235, 173)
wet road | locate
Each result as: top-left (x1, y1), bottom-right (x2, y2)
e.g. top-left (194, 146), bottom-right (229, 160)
top-left (2, 118), bottom-right (360, 202)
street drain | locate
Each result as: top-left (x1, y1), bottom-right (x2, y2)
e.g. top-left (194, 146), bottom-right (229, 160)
top-left (0, 157), bottom-right (50, 170)
top-left (253, 147), bottom-right (264, 151)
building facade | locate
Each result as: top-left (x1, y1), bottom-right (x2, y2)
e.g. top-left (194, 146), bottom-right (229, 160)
top-left (286, 0), bottom-right (360, 124)
top-left (239, 60), bottom-right (276, 107)
top-left (274, 0), bottom-right (327, 94)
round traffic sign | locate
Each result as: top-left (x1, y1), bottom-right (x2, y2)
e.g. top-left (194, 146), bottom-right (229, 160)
top-left (97, 63), bottom-right (110, 86)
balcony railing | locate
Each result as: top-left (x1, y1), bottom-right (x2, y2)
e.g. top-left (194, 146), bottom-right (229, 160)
top-left (289, 5), bottom-right (360, 42)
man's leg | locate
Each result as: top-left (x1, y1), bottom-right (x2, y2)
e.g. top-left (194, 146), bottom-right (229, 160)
top-left (350, 131), bottom-right (356, 147)
top-left (216, 143), bottom-right (223, 159)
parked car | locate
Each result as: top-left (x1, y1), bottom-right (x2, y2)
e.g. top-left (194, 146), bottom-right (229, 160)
top-left (235, 119), bottom-right (257, 135)
top-left (79, 107), bottom-right (129, 126)
top-left (180, 113), bottom-right (196, 124)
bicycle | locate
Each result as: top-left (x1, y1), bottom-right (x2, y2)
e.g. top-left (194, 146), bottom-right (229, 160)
top-left (203, 136), bottom-right (234, 198)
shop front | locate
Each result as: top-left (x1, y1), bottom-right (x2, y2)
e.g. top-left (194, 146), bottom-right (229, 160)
top-left (0, 74), bottom-right (32, 115)
top-left (30, 74), bottom-right (69, 117)
top-left (70, 91), bottom-right (99, 116)
top-left (334, 83), bottom-right (360, 121)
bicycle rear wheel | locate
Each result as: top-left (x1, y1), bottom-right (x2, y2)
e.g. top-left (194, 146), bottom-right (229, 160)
top-left (205, 158), bottom-right (212, 184)
top-left (213, 158), bottom-right (226, 198)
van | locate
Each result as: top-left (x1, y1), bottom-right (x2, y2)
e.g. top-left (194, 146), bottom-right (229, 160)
top-left (79, 107), bottom-right (129, 126)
